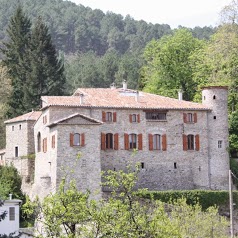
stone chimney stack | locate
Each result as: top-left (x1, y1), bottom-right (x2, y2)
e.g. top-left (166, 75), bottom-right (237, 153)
top-left (135, 91), bottom-right (139, 102)
top-left (80, 93), bottom-right (84, 105)
top-left (178, 89), bottom-right (183, 100)
top-left (122, 80), bottom-right (127, 90)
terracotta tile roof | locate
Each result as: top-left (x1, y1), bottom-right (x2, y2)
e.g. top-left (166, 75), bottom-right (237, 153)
top-left (4, 111), bottom-right (42, 124)
top-left (41, 88), bottom-right (210, 110)
top-left (48, 113), bottom-right (102, 127)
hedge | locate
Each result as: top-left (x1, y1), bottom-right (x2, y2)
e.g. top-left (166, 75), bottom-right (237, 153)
top-left (137, 190), bottom-right (238, 210)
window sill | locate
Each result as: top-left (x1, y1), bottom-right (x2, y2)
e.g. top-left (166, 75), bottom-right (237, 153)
top-left (146, 120), bottom-right (167, 122)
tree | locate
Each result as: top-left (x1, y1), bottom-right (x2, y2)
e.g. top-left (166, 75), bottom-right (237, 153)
top-left (25, 166), bottom-right (229, 237)
top-left (141, 29), bottom-right (203, 101)
top-left (1, 5), bottom-right (31, 117)
top-left (23, 16), bottom-right (66, 110)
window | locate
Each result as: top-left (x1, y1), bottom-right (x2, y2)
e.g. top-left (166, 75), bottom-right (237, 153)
top-left (43, 138), bottom-right (47, 153)
top-left (70, 133), bottom-right (85, 147)
top-left (187, 135), bottom-right (194, 150)
top-left (9, 207), bottom-right (15, 221)
top-left (12, 126), bottom-right (14, 131)
top-left (73, 133), bottom-right (80, 146)
top-left (153, 134), bottom-right (161, 150)
top-left (124, 133), bottom-right (142, 150)
top-left (102, 111), bottom-right (117, 122)
top-left (106, 133), bottom-right (113, 149)
top-left (129, 134), bottom-right (137, 149)
top-left (129, 114), bottom-right (140, 123)
top-left (146, 112), bottom-right (167, 120)
top-left (37, 132), bottom-right (41, 152)
top-left (101, 133), bottom-right (119, 150)
top-left (52, 135), bottom-right (56, 149)
top-left (19, 124), bottom-right (22, 130)
top-left (183, 113), bottom-right (197, 123)
top-left (183, 134), bottom-right (200, 151)
top-left (106, 112), bottom-right (112, 122)
top-left (43, 115), bottom-right (47, 124)
top-left (218, 140), bottom-right (222, 148)
top-left (214, 116), bottom-right (216, 120)
top-left (213, 95), bottom-right (216, 99)
top-left (15, 146), bottom-right (18, 157)
top-left (149, 134), bottom-right (167, 151)
top-left (141, 162), bottom-right (145, 169)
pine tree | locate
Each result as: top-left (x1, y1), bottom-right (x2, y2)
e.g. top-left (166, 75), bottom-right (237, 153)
top-left (1, 6), bottom-right (32, 118)
top-left (23, 17), bottom-right (66, 109)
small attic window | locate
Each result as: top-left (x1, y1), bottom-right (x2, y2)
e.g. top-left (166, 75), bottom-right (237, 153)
top-left (19, 124), bottom-right (22, 130)
top-left (203, 96), bottom-right (206, 100)
top-left (213, 95), bottom-right (216, 99)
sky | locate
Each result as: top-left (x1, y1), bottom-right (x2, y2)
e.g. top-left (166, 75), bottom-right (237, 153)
top-left (70, 0), bottom-right (232, 28)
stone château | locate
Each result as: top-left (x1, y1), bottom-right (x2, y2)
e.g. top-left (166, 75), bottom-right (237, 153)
top-left (3, 82), bottom-right (230, 200)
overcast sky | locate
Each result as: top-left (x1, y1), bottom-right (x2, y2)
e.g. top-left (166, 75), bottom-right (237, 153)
top-left (70, 0), bottom-right (232, 28)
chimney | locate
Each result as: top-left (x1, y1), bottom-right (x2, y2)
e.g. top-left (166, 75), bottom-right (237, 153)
top-left (9, 194), bottom-right (12, 200)
top-left (80, 93), bottom-right (84, 105)
top-left (110, 82), bottom-right (116, 89)
top-left (178, 89), bottom-right (183, 101)
top-left (135, 91), bottom-right (139, 102)
top-left (122, 80), bottom-right (127, 90)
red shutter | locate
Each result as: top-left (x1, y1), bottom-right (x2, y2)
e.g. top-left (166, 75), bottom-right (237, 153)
top-left (138, 134), bottom-right (143, 150)
top-left (193, 113), bottom-right (197, 123)
top-left (124, 133), bottom-right (129, 150)
top-left (114, 133), bottom-right (119, 150)
top-left (129, 114), bottom-right (132, 123)
top-left (137, 114), bottom-right (140, 123)
top-left (183, 113), bottom-right (187, 123)
top-left (81, 133), bottom-right (85, 146)
top-left (70, 133), bottom-right (74, 147)
top-left (195, 134), bottom-right (200, 151)
top-left (101, 133), bottom-right (106, 150)
top-left (148, 134), bottom-right (153, 151)
top-left (102, 111), bottom-right (106, 122)
top-left (183, 134), bottom-right (188, 151)
top-left (162, 134), bottom-right (167, 151)
top-left (113, 112), bottom-right (117, 122)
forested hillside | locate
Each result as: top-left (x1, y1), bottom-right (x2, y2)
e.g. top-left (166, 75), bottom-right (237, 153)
top-left (0, 0), bottom-right (216, 149)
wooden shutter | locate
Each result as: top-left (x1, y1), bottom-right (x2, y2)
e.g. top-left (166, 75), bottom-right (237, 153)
top-left (45, 116), bottom-right (47, 124)
top-left (138, 134), bottom-right (143, 150)
top-left (81, 133), bottom-right (85, 146)
top-left (148, 134), bottom-right (153, 151)
top-left (42, 139), bottom-right (44, 152)
top-left (70, 133), bottom-right (74, 147)
top-left (124, 133), bottom-right (129, 150)
top-left (129, 114), bottom-right (132, 123)
top-left (183, 113), bottom-right (187, 123)
top-left (114, 133), bottom-right (119, 150)
top-left (137, 114), bottom-right (140, 123)
top-left (193, 113), bottom-right (197, 123)
top-left (45, 138), bottom-right (47, 152)
top-left (101, 133), bottom-right (106, 150)
top-left (43, 116), bottom-right (45, 124)
top-left (113, 112), bottom-right (117, 122)
top-left (162, 134), bottom-right (167, 151)
top-left (183, 134), bottom-right (188, 151)
top-left (102, 111), bottom-right (106, 122)
top-left (195, 134), bottom-right (200, 151)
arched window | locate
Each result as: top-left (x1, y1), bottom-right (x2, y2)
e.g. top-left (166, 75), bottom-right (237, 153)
top-left (129, 134), bottom-right (137, 149)
top-left (37, 132), bottom-right (41, 152)
top-left (106, 133), bottom-right (113, 149)
top-left (187, 134), bottom-right (194, 150)
top-left (73, 133), bottom-right (80, 146)
top-left (213, 95), bottom-right (216, 99)
top-left (153, 134), bottom-right (161, 150)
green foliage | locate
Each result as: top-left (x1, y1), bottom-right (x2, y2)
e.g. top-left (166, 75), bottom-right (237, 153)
top-left (0, 164), bottom-right (23, 200)
top-left (230, 158), bottom-right (238, 187)
top-left (138, 189), bottom-right (238, 210)
top-left (1, 6), bottom-right (66, 117)
top-left (27, 167), bottom-right (229, 237)
top-left (141, 28), bottom-right (203, 101)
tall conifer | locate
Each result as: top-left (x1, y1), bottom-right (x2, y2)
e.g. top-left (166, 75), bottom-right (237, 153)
top-left (24, 17), bottom-right (66, 110)
top-left (1, 6), bottom-right (31, 117)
